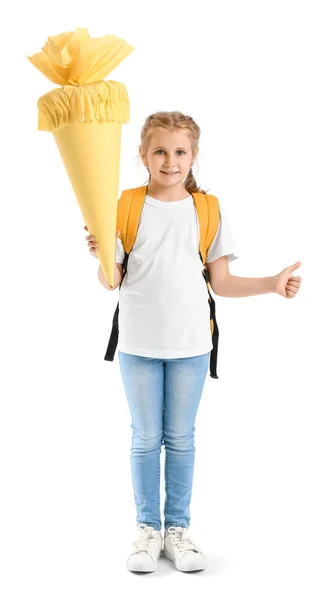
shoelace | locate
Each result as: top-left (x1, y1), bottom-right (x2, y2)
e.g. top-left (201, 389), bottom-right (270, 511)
top-left (167, 526), bottom-right (202, 553)
top-left (133, 524), bottom-right (161, 554)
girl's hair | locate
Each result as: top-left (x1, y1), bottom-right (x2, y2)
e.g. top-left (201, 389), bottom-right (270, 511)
top-left (140, 111), bottom-right (207, 194)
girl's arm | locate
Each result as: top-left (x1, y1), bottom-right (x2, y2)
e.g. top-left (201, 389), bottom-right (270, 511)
top-left (206, 256), bottom-right (302, 299)
top-left (98, 263), bottom-right (123, 290)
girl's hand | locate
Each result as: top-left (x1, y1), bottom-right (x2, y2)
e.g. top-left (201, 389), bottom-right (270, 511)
top-left (84, 226), bottom-right (121, 258)
top-left (273, 261), bottom-right (302, 299)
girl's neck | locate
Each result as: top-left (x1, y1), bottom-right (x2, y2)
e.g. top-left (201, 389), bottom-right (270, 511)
top-left (146, 181), bottom-right (190, 202)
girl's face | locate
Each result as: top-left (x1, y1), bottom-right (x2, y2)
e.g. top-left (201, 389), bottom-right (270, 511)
top-left (141, 127), bottom-right (196, 188)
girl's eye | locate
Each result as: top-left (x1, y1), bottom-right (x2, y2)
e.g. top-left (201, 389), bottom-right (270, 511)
top-left (155, 150), bottom-right (186, 155)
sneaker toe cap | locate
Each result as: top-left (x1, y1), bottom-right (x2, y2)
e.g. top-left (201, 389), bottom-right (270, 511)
top-left (180, 551), bottom-right (206, 570)
top-left (127, 551), bottom-right (155, 571)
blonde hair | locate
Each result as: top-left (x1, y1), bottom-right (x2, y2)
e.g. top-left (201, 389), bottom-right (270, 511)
top-left (140, 111), bottom-right (207, 194)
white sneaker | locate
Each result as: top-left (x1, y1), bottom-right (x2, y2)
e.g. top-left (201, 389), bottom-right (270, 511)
top-left (126, 524), bottom-right (163, 572)
top-left (163, 526), bottom-right (206, 572)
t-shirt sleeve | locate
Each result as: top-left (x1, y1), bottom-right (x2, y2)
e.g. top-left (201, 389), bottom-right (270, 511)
top-left (206, 207), bottom-right (238, 264)
top-left (115, 237), bottom-right (125, 264)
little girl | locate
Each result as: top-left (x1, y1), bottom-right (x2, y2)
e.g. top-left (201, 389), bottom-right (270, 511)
top-left (85, 111), bottom-right (302, 573)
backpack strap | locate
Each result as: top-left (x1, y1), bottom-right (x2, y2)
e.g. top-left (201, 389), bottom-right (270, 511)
top-left (104, 186), bottom-right (146, 362)
top-left (117, 185), bottom-right (147, 254)
top-left (192, 192), bottom-right (220, 264)
top-left (192, 192), bottom-right (221, 379)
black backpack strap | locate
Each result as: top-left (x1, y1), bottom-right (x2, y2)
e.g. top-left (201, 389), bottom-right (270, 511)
top-left (208, 291), bottom-right (219, 379)
top-left (103, 301), bottom-right (119, 361)
top-left (104, 252), bottom-right (129, 361)
top-left (200, 252), bottom-right (219, 379)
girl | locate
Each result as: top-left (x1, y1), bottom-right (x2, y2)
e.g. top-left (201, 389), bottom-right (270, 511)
top-left (84, 111), bottom-right (302, 573)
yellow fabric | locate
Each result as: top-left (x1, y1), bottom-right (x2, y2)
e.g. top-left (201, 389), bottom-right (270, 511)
top-left (191, 192), bottom-right (220, 264)
top-left (28, 29), bottom-right (134, 288)
top-left (116, 187), bottom-right (148, 254)
top-left (37, 81), bottom-right (130, 132)
top-left (28, 28), bottom-right (134, 87)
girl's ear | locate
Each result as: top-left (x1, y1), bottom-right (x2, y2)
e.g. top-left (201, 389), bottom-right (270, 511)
top-left (139, 145), bottom-right (147, 167)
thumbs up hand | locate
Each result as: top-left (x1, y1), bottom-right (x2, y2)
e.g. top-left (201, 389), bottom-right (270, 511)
top-left (273, 261), bottom-right (302, 299)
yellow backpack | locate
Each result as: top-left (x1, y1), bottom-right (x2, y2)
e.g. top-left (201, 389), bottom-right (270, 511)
top-left (104, 185), bottom-right (220, 379)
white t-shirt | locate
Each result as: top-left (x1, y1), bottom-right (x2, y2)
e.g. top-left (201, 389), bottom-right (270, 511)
top-left (115, 194), bottom-right (238, 359)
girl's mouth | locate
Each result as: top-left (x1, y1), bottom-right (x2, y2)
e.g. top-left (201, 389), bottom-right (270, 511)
top-left (160, 171), bottom-right (179, 175)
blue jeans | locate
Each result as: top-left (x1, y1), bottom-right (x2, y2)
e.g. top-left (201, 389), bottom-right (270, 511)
top-left (118, 351), bottom-right (210, 531)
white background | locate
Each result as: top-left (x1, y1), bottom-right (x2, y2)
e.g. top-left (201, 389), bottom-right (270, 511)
top-left (1, 0), bottom-right (327, 598)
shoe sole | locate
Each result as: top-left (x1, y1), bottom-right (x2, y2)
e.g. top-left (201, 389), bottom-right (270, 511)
top-left (163, 548), bottom-right (205, 572)
top-left (127, 563), bottom-right (156, 573)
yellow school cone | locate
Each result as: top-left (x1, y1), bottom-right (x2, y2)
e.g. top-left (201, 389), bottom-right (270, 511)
top-left (28, 28), bottom-right (134, 288)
